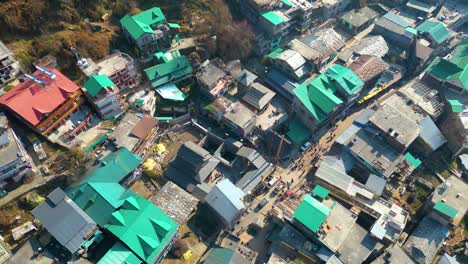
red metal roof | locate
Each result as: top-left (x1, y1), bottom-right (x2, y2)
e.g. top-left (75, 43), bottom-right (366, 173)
top-left (0, 68), bottom-right (80, 125)
top-left (130, 115), bottom-right (158, 139)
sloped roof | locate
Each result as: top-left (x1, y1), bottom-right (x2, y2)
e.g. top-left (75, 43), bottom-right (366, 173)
top-left (403, 216), bottom-right (449, 264)
top-left (351, 35), bottom-right (389, 58)
top-left (242, 82), bottom-right (276, 110)
top-left (293, 195), bottom-right (331, 233)
top-left (277, 49), bottom-right (306, 70)
top-left (145, 56), bottom-right (193, 88)
top-left (236, 69), bottom-right (257, 87)
top-left (293, 64), bottom-right (363, 122)
top-left (205, 179), bottom-right (245, 225)
top-left (426, 39), bottom-right (468, 90)
top-left (32, 188), bottom-right (97, 254)
top-left (0, 68), bottom-right (80, 125)
top-left (419, 116), bottom-right (446, 151)
top-left (130, 115), bottom-right (158, 139)
top-left (98, 242), bottom-right (141, 264)
top-left (312, 185), bottom-right (330, 199)
top-left (105, 194), bottom-right (178, 264)
top-left (120, 7), bottom-right (166, 40)
top-left (262, 11), bottom-right (287, 25)
top-left (83, 74), bottom-right (115, 97)
top-left (349, 55), bottom-right (389, 82)
top-left (416, 20), bottom-right (450, 45)
top-left (68, 148), bottom-right (142, 226)
top-left (301, 29), bottom-right (345, 60)
top-left (341, 6), bottom-right (379, 28)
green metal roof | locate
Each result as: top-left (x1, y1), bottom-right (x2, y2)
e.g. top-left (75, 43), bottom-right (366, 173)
top-left (98, 242), bottom-right (141, 264)
top-left (325, 64), bottom-right (364, 96)
top-left (154, 50), bottom-right (181, 63)
top-left (293, 195), bottom-right (331, 233)
top-left (144, 56), bottom-right (193, 88)
top-left (83, 74), bottom-right (115, 97)
top-left (405, 27), bottom-right (418, 35)
top-left (105, 194), bottom-right (178, 264)
top-left (262, 11), bottom-right (286, 25)
top-left (168, 22), bottom-right (180, 29)
top-left (426, 39), bottom-right (468, 90)
top-left (204, 247), bottom-right (242, 264)
top-left (404, 152), bottom-right (422, 168)
top-left (120, 7), bottom-right (166, 40)
top-left (282, 0), bottom-right (293, 7)
top-left (286, 117), bottom-right (311, 144)
top-left (68, 148), bottom-right (142, 226)
top-left (416, 20), bottom-right (450, 45)
top-left (312, 185), bottom-right (330, 199)
top-left (434, 201), bottom-right (458, 219)
top-left (448, 99), bottom-right (463, 113)
top-left (267, 48), bottom-right (284, 60)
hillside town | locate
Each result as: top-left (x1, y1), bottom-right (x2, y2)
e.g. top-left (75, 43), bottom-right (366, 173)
top-left (0, 0), bottom-right (467, 264)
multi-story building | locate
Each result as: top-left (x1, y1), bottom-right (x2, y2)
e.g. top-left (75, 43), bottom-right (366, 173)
top-left (0, 112), bottom-right (31, 188)
top-left (292, 64), bottom-right (364, 132)
top-left (312, 0), bottom-right (353, 23)
top-left (0, 67), bottom-right (86, 142)
top-left (120, 7), bottom-right (179, 56)
top-left (82, 75), bottom-right (125, 120)
top-left (196, 59), bottom-right (233, 100)
top-left (0, 41), bottom-right (21, 88)
top-left (232, 0), bottom-right (313, 55)
top-left (81, 52), bottom-right (137, 91)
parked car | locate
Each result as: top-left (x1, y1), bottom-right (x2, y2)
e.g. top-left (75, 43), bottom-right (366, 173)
top-left (300, 141), bottom-right (312, 152)
top-left (256, 198), bottom-right (269, 212)
top-left (267, 178), bottom-right (278, 189)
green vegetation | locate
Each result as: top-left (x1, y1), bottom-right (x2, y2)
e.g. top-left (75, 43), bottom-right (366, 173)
top-left (3, 84), bottom-right (14, 92)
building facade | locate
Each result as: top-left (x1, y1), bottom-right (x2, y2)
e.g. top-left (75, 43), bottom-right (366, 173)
top-left (0, 41), bottom-right (21, 88)
top-left (82, 75), bottom-right (125, 120)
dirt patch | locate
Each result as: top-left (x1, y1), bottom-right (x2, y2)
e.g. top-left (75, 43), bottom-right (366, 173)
top-left (160, 128), bottom-right (204, 166)
top-left (162, 224), bottom-right (206, 264)
top-left (130, 179), bottom-right (154, 199)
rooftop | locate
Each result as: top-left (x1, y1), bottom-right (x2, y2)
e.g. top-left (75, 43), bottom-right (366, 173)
top-left (0, 114), bottom-right (26, 172)
top-left (318, 201), bottom-right (358, 252)
top-left (431, 176), bottom-right (468, 226)
top-left (397, 80), bottom-right (445, 119)
top-left (369, 104), bottom-right (422, 148)
top-left (150, 181), bottom-right (199, 225)
top-left (204, 247), bottom-right (248, 264)
top-left (144, 56), bottom-right (192, 88)
top-left (205, 179), bottom-right (245, 225)
top-left (32, 188), bottom-right (97, 254)
top-left (312, 185), bottom-right (330, 200)
top-left (434, 201), bottom-right (458, 219)
top-left (416, 20), bottom-right (451, 45)
top-left (301, 29), bottom-right (345, 60)
top-left (341, 6), bottom-right (379, 28)
top-left (105, 193), bottom-right (178, 264)
top-left (373, 246), bottom-right (415, 264)
top-left (120, 7), bottom-right (166, 40)
top-left (83, 74), bottom-right (116, 98)
top-left (375, 12), bottom-right (408, 35)
top-left (205, 96), bottom-right (256, 130)
top-left (110, 112), bottom-right (143, 151)
top-left (0, 68), bottom-right (81, 126)
top-left (288, 39), bottom-right (320, 61)
top-left (82, 52), bottom-right (134, 77)
top-left (198, 60), bottom-right (227, 89)
top-left (278, 224), bottom-right (318, 260)
top-left (425, 39), bottom-right (468, 91)
top-left (236, 69), bottom-right (257, 87)
top-left (277, 49), bottom-right (307, 71)
top-left (97, 242), bottom-right (141, 264)
top-left (242, 82), bottom-right (276, 110)
top-left (403, 216), bottom-right (449, 264)
top-left (348, 55), bottom-right (388, 82)
top-left (350, 35), bottom-right (389, 58)
top-left (293, 195), bottom-right (331, 233)
top-left (262, 10), bottom-right (288, 25)
top-left (337, 223), bottom-right (383, 264)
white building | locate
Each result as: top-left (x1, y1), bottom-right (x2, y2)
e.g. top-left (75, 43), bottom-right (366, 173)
top-left (205, 179), bottom-right (245, 227)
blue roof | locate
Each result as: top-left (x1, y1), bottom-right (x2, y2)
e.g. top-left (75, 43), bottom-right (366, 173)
top-left (383, 13), bottom-right (409, 27)
top-left (216, 179), bottom-right (245, 210)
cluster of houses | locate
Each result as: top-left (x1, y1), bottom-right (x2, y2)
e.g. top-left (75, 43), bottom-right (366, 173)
top-left (0, 1), bottom-right (467, 264)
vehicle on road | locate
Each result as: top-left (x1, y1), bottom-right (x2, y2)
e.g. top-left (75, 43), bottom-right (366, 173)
top-left (273, 181), bottom-right (286, 195)
top-left (300, 141), bottom-right (312, 152)
top-left (267, 178), bottom-right (278, 188)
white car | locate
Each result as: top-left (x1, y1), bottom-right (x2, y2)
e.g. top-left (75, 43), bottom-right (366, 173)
top-left (300, 141), bottom-right (312, 152)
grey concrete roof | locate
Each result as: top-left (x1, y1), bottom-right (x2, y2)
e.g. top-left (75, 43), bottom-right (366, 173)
top-left (365, 174), bottom-right (386, 195)
top-left (373, 245), bottom-right (415, 264)
top-left (110, 112), bottom-right (141, 151)
top-left (403, 216), bottom-right (449, 264)
top-left (419, 116), bottom-right (446, 151)
top-left (242, 82), bottom-right (276, 110)
top-left (369, 104), bottom-right (422, 148)
top-left (315, 156), bottom-right (354, 193)
top-left (341, 6), bottom-right (379, 28)
top-left (431, 176), bottom-right (468, 226)
top-left (337, 223), bottom-right (383, 264)
top-left (277, 49), bottom-right (306, 70)
top-left (289, 39), bottom-right (320, 61)
top-left (318, 201), bottom-right (357, 252)
top-left (32, 188), bottom-right (96, 254)
top-left (198, 61), bottom-right (226, 88)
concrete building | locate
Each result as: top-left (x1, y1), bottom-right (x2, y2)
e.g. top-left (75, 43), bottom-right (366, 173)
top-left (0, 67), bottom-right (88, 145)
top-left (144, 56), bottom-right (193, 88)
top-left (82, 75), bottom-right (125, 120)
top-left (197, 59), bottom-right (233, 100)
top-left (80, 52), bottom-right (137, 91)
top-left (0, 113), bottom-right (31, 188)
top-left (120, 7), bottom-right (179, 56)
top-left (232, 0), bottom-right (313, 55)
top-left (271, 49), bottom-right (311, 81)
top-left (426, 176), bottom-right (468, 227)
top-left (205, 179), bottom-right (245, 227)
top-left (205, 96), bottom-right (257, 137)
top-left (348, 55), bottom-right (389, 83)
top-left (110, 112), bottom-right (159, 152)
top-left (0, 41), bottom-right (21, 88)
top-left (292, 64), bottom-right (364, 132)
top-left (312, 0), bottom-right (353, 23)
top-left (241, 82), bottom-right (276, 112)
top-left (403, 216), bottom-right (449, 264)
top-left (32, 188), bottom-right (100, 255)
top-left (373, 12), bottom-right (415, 48)
top-left (373, 245), bottom-right (415, 264)
top-left (339, 6), bottom-right (379, 35)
